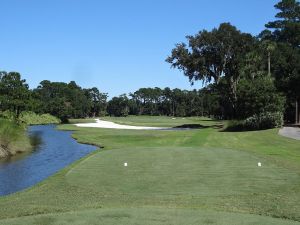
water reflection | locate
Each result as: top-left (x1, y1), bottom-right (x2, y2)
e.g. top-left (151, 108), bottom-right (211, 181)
top-left (0, 125), bottom-right (97, 196)
top-left (30, 130), bottom-right (43, 148)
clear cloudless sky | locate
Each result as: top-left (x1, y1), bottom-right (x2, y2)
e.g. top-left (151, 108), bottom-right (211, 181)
top-left (1, 0), bottom-right (278, 97)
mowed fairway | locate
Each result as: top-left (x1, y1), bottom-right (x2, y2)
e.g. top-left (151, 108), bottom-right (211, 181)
top-left (0, 117), bottom-right (299, 225)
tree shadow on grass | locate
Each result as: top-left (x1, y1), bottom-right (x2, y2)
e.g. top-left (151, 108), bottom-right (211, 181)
top-left (196, 119), bottom-right (219, 122)
top-left (173, 124), bottom-right (224, 129)
top-left (221, 126), bottom-right (274, 132)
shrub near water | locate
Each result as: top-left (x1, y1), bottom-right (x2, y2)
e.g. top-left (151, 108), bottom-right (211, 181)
top-left (19, 111), bottom-right (61, 125)
top-left (0, 119), bottom-right (31, 157)
top-left (0, 111), bottom-right (59, 157)
top-left (226, 112), bottom-right (283, 131)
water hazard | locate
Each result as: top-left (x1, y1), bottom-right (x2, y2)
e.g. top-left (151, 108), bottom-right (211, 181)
top-left (0, 125), bottom-right (97, 196)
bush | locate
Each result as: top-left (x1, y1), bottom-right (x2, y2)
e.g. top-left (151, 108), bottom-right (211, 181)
top-left (0, 119), bottom-right (31, 157)
top-left (236, 77), bottom-right (285, 119)
top-left (0, 119), bottom-right (20, 148)
top-left (0, 111), bottom-right (61, 125)
top-left (0, 110), bottom-right (16, 121)
top-left (19, 111), bottom-right (61, 125)
top-left (226, 112), bottom-right (283, 131)
top-left (244, 112), bottom-right (283, 130)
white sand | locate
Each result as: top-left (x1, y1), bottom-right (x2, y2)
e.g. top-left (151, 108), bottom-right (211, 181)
top-left (75, 119), bottom-right (170, 130)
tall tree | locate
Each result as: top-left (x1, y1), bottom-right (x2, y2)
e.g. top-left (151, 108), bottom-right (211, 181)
top-left (264, 0), bottom-right (300, 123)
top-left (84, 87), bottom-right (108, 117)
top-left (166, 23), bottom-right (255, 117)
top-left (265, 0), bottom-right (300, 48)
top-left (0, 72), bottom-right (30, 118)
top-left (33, 80), bottom-right (104, 121)
top-left (107, 94), bottom-right (129, 117)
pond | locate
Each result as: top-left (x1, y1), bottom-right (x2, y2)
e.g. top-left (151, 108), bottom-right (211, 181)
top-left (0, 125), bottom-right (97, 196)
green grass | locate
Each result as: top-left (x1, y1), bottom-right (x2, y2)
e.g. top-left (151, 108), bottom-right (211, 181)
top-left (0, 208), bottom-right (298, 225)
top-left (68, 118), bottom-right (97, 124)
top-left (102, 115), bottom-right (220, 127)
top-left (0, 116), bottom-right (299, 224)
top-left (0, 119), bottom-right (31, 157)
top-left (19, 111), bottom-right (61, 125)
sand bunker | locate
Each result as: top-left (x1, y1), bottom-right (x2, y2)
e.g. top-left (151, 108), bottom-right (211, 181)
top-left (75, 119), bottom-right (171, 130)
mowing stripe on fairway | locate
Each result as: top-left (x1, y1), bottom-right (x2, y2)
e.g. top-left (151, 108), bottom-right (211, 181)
top-left (0, 208), bottom-right (299, 225)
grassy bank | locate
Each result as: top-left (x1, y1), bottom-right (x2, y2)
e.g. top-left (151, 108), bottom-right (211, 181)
top-left (0, 119), bottom-right (31, 157)
top-left (19, 111), bottom-right (61, 125)
top-left (0, 111), bottom-right (60, 157)
top-left (0, 117), bottom-right (299, 224)
top-left (0, 111), bottom-right (59, 125)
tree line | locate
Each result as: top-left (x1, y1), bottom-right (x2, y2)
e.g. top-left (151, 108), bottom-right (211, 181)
top-left (166, 0), bottom-right (300, 125)
top-left (0, 71), bottom-right (288, 125)
top-left (0, 73), bottom-right (218, 120)
top-left (107, 87), bottom-right (220, 117)
top-left (0, 72), bottom-right (107, 122)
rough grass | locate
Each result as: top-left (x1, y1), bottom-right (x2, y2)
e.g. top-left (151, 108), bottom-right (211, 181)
top-left (0, 116), bottom-right (299, 224)
top-left (0, 119), bottom-right (31, 157)
top-left (0, 208), bottom-right (298, 225)
top-left (19, 111), bottom-right (61, 125)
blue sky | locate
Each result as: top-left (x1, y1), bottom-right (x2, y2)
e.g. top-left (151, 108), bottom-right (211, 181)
top-left (1, 0), bottom-right (278, 97)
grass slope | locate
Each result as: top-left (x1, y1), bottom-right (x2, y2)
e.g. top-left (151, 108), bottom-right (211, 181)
top-left (0, 208), bottom-right (298, 225)
top-left (19, 112), bottom-right (61, 125)
top-left (0, 119), bottom-right (31, 157)
top-left (0, 117), bottom-right (299, 224)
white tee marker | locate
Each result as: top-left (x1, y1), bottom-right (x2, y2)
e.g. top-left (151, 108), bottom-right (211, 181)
top-left (258, 162), bottom-right (262, 167)
top-left (124, 162), bottom-right (128, 167)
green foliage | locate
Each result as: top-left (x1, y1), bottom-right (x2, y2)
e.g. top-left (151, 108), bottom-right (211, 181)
top-left (106, 87), bottom-right (213, 118)
top-left (19, 111), bottom-right (61, 125)
top-left (226, 112), bottom-right (283, 131)
top-left (0, 119), bottom-right (30, 157)
top-left (166, 1), bottom-right (299, 122)
top-left (0, 111), bottom-right (60, 125)
top-left (265, 0), bottom-right (300, 47)
top-left (166, 23), bottom-right (256, 114)
top-left (0, 119), bottom-right (20, 148)
top-left (244, 112), bottom-right (283, 130)
top-left (84, 87), bottom-right (108, 117)
top-left (107, 94), bottom-right (129, 117)
top-left (262, 0), bottom-right (300, 122)
top-left (0, 71), bottom-right (30, 118)
top-left (32, 80), bottom-right (107, 121)
top-left (236, 77), bottom-right (285, 119)
top-left (0, 110), bottom-right (16, 121)
top-left (129, 87), bottom-right (210, 117)
top-left (166, 23), bottom-right (255, 84)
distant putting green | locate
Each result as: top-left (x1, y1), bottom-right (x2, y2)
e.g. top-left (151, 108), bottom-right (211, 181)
top-left (102, 115), bottom-right (220, 127)
top-left (0, 117), bottom-right (299, 224)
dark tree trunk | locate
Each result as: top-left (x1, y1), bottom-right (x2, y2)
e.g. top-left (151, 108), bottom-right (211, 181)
top-left (268, 51), bottom-right (271, 76)
top-left (296, 99), bottom-right (299, 125)
top-left (228, 76), bottom-right (238, 118)
top-left (16, 107), bottom-right (20, 119)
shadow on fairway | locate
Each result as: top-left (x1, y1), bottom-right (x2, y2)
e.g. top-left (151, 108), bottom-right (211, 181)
top-left (173, 124), bottom-right (223, 129)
